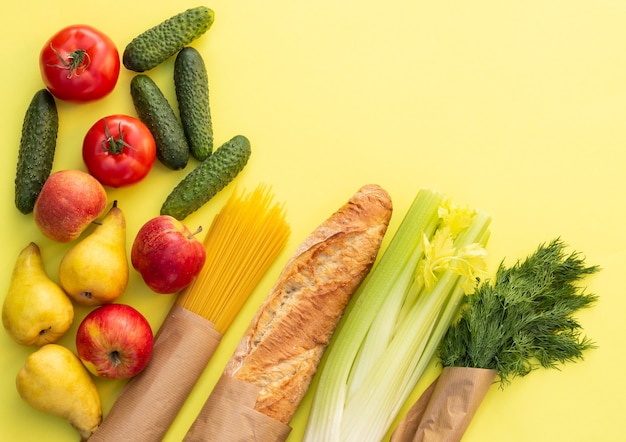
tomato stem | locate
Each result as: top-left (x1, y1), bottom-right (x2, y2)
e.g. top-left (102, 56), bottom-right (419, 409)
top-left (47, 43), bottom-right (91, 79)
top-left (101, 120), bottom-right (136, 155)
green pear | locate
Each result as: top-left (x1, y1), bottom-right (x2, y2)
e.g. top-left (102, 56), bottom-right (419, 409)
top-left (16, 343), bottom-right (102, 441)
top-left (59, 200), bottom-right (129, 306)
top-left (2, 242), bottom-right (74, 346)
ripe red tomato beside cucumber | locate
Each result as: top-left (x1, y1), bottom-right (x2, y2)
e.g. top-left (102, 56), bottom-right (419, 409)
top-left (39, 25), bottom-right (120, 102)
top-left (83, 115), bottom-right (157, 188)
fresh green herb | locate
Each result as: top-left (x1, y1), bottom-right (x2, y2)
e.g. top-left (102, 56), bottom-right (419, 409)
top-left (439, 238), bottom-right (599, 386)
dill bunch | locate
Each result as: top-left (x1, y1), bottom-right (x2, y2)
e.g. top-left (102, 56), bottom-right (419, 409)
top-left (438, 238), bottom-right (599, 386)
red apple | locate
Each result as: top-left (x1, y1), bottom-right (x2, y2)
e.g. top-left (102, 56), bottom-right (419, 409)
top-left (34, 169), bottom-right (107, 242)
top-left (131, 215), bottom-right (206, 294)
top-left (76, 303), bottom-right (154, 379)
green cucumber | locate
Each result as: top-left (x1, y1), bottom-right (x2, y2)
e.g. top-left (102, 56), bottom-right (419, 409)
top-left (130, 74), bottom-right (189, 170)
top-left (174, 47), bottom-right (213, 161)
top-left (123, 6), bottom-right (215, 72)
top-left (15, 89), bottom-right (58, 214)
top-left (160, 135), bottom-right (251, 220)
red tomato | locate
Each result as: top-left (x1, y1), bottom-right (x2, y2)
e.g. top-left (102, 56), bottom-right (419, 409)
top-left (40, 25), bottom-right (120, 102)
top-left (83, 115), bottom-right (157, 188)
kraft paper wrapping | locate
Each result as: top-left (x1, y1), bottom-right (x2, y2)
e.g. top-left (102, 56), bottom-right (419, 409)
top-left (183, 374), bottom-right (292, 442)
top-left (89, 304), bottom-right (222, 442)
top-left (391, 366), bottom-right (497, 442)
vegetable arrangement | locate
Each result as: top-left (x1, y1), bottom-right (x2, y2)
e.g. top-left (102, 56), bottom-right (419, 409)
top-left (4, 4), bottom-right (602, 442)
top-left (5, 5), bottom-right (265, 440)
top-left (303, 189), bottom-right (492, 442)
top-left (303, 197), bottom-right (598, 442)
top-left (392, 239), bottom-right (598, 441)
top-left (15, 5), bottom-right (241, 218)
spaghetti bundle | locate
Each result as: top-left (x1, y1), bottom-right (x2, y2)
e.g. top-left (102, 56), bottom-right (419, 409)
top-left (177, 185), bottom-right (290, 333)
top-left (90, 184), bottom-right (290, 441)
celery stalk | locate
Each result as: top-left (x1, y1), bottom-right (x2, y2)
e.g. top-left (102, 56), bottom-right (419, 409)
top-left (303, 190), bottom-right (491, 442)
top-left (303, 189), bottom-right (443, 441)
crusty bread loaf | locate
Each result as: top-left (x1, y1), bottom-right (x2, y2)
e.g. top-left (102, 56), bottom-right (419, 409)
top-left (223, 183), bottom-right (393, 424)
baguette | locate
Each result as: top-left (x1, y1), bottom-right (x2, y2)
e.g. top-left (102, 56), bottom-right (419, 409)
top-left (223, 183), bottom-right (393, 424)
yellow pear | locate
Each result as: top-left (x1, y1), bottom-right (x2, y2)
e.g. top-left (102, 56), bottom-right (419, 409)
top-left (16, 343), bottom-right (102, 441)
top-left (2, 242), bottom-right (74, 346)
top-left (59, 200), bottom-right (129, 306)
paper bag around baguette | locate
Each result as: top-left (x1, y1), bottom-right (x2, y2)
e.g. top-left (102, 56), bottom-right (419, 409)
top-left (183, 184), bottom-right (393, 441)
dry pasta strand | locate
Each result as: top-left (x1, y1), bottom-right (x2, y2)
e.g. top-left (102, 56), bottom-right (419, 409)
top-left (176, 184), bottom-right (290, 334)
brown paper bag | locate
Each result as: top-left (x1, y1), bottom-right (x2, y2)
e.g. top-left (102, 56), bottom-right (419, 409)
top-left (391, 366), bottom-right (497, 442)
top-left (183, 375), bottom-right (292, 442)
top-left (89, 304), bottom-right (222, 442)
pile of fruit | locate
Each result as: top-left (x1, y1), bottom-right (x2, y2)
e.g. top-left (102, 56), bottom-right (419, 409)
top-left (3, 6), bottom-right (246, 439)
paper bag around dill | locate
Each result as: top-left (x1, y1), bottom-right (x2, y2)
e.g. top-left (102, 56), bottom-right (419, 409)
top-left (89, 186), bottom-right (290, 442)
top-left (391, 366), bottom-right (497, 442)
top-left (391, 239), bottom-right (601, 442)
top-left (183, 184), bottom-right (393, 441)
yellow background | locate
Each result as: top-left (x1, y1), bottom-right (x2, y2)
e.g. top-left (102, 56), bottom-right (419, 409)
top-left (1, 1), bottom-right (624, 440)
